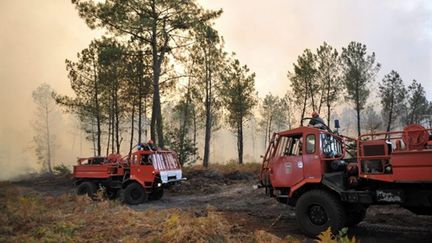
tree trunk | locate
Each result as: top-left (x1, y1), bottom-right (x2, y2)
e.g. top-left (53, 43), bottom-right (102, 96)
top-left (115, 88), bottom-right (120, 154)
top-left (137, 50), bottom-right (144, 144)
top-left (326, 77), bottom-right (331, 126)
top-left (387, 102), bottom-right (394, 133)
top-left (106, 113), bottom-right (111, 156)
top-left (129, 102), bottom-right (135, 155)
top-left (300, 92), bottom-right (307, 126)
top-left (264, 119), bottom-right (269, 150)
top-left (355, 86), bottom-right (361, 137)
top-left (179, 81), bottom-right (191, 165)
top-left (268, 115), bottom-right (273, 144)
top-left (111, 97), bottom-right (115, 154)
top-left (150, 7), bottom-right (168, 148)
top-left (91, 120), bottom-right (96, 156)
top-left (203, 56), bottom-right (212, 168)
top-left (356, 106), bottom-right (361, 137)
top-left (92, 58), bottom-right (101, 156)
top-left (45, 103), bottom-right (53, 174)
top-left (308, 80), bottom-right (316, 111)
top-left (237, 119), bottom-right (243, 164)
top-left (192, 105), bottom-right (197, 161)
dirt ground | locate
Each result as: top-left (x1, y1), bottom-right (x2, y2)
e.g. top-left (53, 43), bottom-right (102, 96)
top-left (12, 170), bottom-right (432, 242)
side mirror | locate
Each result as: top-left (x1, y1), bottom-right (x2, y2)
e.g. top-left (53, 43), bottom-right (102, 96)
top-left (334, 119), bottom-right (340, 129)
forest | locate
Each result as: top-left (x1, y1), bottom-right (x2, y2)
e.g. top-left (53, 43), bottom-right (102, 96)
top-left (2, 1), bottom-right (432, 242)
top-left (30, 0), bottom-right (432, 174)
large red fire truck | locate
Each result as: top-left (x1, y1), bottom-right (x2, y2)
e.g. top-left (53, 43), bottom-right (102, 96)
top-left (259, 119), bottom-right (432, 236)
top-left (73, 147), bottom-right (184, 205)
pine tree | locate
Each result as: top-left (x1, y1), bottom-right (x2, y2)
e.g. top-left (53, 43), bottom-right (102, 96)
top-left (316, 42), bottom-right (342, 126)
top-left (187, 22), bottom-right (225, 168)
top-left (340, 42), bottom-right (381, 136)
top-left (378, 70), bottom-right (406, 132)
top-left (405, 80), bottom-right (429, 125)
top-left (259, 93), bottom-right (289, 148)
top-left (57, 40), bottom-right (104, 155)
top-left (72, 0), bottom-right (222, 147)
top-left (220, 58), bottom-right (257, 164)
top-left (288, 49), bottom-right (318, 125)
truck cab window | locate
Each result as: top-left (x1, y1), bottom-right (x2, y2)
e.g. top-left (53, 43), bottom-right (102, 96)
top-left (306, 134), bottom-right (316, 154)
top-left (131, 155), bottom-right (137, 164)
top-left (276, 135), bottom-right (302, 156)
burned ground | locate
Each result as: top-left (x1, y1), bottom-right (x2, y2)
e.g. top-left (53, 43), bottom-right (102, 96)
top-left (2, 165), bottom-right (432, 242)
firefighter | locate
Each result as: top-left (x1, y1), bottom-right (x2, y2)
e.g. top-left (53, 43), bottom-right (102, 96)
top-left (147, 139), bottom-right (156, 151)
top-left (308, 111), bottom-right (326, 129)
top-left (137, 140), bottom-right (156, 151)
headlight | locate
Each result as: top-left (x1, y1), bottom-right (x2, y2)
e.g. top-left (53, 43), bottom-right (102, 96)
top-left (157, 183), bottom-right (162, 187)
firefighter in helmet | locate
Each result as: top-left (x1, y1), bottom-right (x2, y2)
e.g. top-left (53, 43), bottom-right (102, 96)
top-left (308, 111), bottom-right (327, 129)
top-left (147, 139), bottom-right (156, 151)
top-left (137, 140), bottom-right (157, 151)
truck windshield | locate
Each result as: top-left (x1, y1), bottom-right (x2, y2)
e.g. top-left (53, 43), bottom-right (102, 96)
top-left (321, 133), bottom-right (343, 158)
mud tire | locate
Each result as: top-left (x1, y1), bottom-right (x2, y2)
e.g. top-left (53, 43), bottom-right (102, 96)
top-left (77, 181), bottom-right (97, 199)
top-left (295, 189), bottom-right (346, 237)
top-left (120, 183), bottom-right (147, 205)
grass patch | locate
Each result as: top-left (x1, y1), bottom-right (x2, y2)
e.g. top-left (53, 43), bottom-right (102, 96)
top-left (0, 182), bottom-right (297, 242)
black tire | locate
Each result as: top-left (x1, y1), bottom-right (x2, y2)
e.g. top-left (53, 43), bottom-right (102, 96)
top-left (120, 182), bottom-right (147, 205)
top-left (346, 204), bottom-right (367, 226)
top-left (295, 189), bottom-right (347, 237)
top-left (149, 188), bottom-right (164, 201)
top-left (104, 188), bottom-right (119, 200)
top-left (76, 181), bottom-right (97, 199)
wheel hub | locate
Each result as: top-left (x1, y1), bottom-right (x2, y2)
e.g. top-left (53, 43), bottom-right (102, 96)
top-left (130, 188), bottom-right (142, 200)
top-left (308, 205), bottom-right (328, 225)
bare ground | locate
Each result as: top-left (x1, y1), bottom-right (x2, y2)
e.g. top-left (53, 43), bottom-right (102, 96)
top-left (12, 171), bottom-right (432, 242)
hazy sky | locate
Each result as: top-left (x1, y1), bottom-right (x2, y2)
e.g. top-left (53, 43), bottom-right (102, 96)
top-left (0, 0), bottom-right (431, 179)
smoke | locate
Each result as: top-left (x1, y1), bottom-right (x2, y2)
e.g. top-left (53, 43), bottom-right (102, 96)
top-left (1, 0), bottom-right (431, 179)
top-left (200, 0), bottom-right (432, 98)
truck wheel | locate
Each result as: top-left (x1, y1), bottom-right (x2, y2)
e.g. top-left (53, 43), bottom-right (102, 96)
top-left (295, 189), bottom-right (346, 237)
top-left (346, 204), bottom-right (367, 226)
top-left (149, 188), bottom-right (164, 201)
top-left (120, 183), bottom-right (147, 205)
top-left (77, 181), bottom-right (97, 199)
top-left (104, 188), bottom-right (119, 200)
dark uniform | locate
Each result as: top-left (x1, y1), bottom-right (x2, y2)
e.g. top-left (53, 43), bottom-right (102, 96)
top-left (309, 116), bottom-right (325, 127)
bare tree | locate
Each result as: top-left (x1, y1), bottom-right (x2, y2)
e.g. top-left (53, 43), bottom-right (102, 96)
top-left (32, 83), bottom-right (58, 173)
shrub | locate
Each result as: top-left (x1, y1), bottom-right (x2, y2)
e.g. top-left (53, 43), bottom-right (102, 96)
top-left (53, 164), bottom-right (71, 176)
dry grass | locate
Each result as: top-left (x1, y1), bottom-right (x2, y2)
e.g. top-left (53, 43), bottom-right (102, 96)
top-left (184, 162), bottom-right (261, 175)
top-left (0, 181), bottom-right (296, 243)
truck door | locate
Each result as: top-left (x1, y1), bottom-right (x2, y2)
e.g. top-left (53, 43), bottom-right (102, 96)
top-left (270, 134), bottom-right (304, 187)
top-left (302, 133), bottom-right (321, 179)
top-left (130, 154), bottom-right (155, 187)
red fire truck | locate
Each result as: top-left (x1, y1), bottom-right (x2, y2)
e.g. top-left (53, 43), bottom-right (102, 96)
top-left (73, 148), bottom-right (184, 205)
top-left (259, 119), bottom-right (432, 236)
